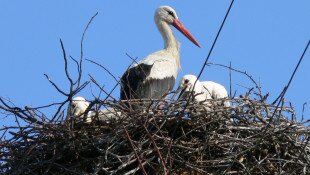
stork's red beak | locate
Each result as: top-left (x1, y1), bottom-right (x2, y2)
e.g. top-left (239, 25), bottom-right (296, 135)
top-left (172, 19), bottom-right (201, 48)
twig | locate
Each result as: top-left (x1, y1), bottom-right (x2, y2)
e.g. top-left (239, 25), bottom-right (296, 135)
top-left (44, 74), bottom-right (68, 96)
top-left (86, 58), bottom-right (119, 83)
top-left (60, 39), bottom-right (74, 89)
top-left (77, 12), bottom-right (99, 87)
top-left (206, 62), bottom-right (262, 97)
top-left (123, 126), bottom-right (148, 175)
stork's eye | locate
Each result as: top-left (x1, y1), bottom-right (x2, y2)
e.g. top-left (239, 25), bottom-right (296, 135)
top-left (168, 10), bottom-right (174, 16)
top-left (184, 79), bottom-right (189, 84)
top-left (72, 104), bottom-right (76, 108)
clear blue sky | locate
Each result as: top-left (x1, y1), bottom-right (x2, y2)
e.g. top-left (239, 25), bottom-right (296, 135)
top-left (0, 1), bottom-right (309, 126)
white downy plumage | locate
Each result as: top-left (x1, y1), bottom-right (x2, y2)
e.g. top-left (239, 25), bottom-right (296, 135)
top-left (69, 96), bottom-right (120, 123)
top-left (68, 96), bottom-right (92, 123)
top-left (176, 74), bottom-right (230, 107)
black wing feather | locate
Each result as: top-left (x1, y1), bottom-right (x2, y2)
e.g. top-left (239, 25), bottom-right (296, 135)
top-left (120, 63), bottom-right (175, 100)
top-left (120, 63), bottom-right (153, 100)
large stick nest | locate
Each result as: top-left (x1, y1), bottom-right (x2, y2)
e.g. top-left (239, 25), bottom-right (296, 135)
top-left (1, 94), bottom-right (309, 174)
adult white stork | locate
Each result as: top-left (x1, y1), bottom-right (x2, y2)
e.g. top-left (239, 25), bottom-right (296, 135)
top-left (175, 74), bottom-right (230, 107)
top-left (120, 6), bottom-right (200, 101)
top-left (68, 96), bottom-right (120, 123)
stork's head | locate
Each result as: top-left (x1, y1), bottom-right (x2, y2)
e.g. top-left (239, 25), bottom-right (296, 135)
top-left (69, 96), bottom-right (90, 117)
top-left (175, 74), bottom-right (203, 100)
top-left (155, 6), bottom-right (201, 47)
top-left (155, 6), bottom-right (179, 24)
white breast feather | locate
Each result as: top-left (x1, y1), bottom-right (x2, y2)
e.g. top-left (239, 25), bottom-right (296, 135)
top-left (137, 50), bottom-right (179, 80)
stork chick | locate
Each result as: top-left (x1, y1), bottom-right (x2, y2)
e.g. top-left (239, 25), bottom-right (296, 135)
top-left (69, 96), bottom-right (92, 123)
top-left (69, 96), bottom-right (120, 123)
top-left (175, 74), bottom-right (230, 107)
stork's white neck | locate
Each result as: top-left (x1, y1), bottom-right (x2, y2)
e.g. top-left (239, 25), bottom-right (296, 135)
top-left (157, 21), bottom-right (179, 49)
top-left (155, 19), bottom-right (181, 69)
